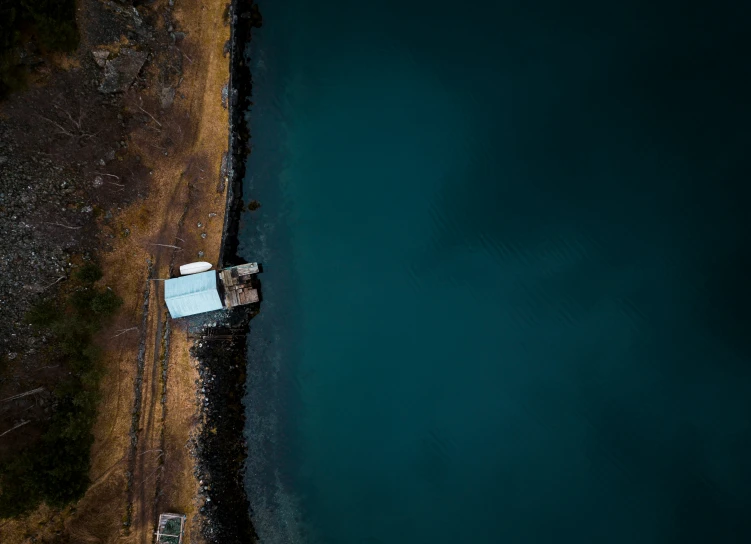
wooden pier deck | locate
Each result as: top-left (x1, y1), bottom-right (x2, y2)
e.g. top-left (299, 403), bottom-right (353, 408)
top-left (219, 263), bottom-right (259, 309)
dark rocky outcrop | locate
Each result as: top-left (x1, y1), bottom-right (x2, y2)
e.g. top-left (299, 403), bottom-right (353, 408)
top-left (99, 48), bottom-right (148, 93)
top-left (190, 309), bottom-right (257, 543)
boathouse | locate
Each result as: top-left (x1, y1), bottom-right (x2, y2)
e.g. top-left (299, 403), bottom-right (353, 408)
top-left (164, 263), bottom-right (260, 319)
top-left (164, 271), bottom-right (223, 318)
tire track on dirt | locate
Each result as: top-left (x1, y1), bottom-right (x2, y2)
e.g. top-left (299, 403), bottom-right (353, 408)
top-left (122, 261), bottom-right (153, 535)
top-left (134, 304), bottom-right (166, 544)
top-left (153, 320), bottom-right (171, 517)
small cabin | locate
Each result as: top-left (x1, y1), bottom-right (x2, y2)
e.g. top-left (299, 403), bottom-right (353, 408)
top-left (164, 263), bottom-right (260, 319)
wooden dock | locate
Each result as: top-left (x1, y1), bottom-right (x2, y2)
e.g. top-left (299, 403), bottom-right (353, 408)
top-left (219, 263), bottom-right (259, 309)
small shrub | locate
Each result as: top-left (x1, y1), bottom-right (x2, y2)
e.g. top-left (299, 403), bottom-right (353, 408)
top-left (91, 289), bottom-right (122, 316)
top-left (70, 286), bottom-right (121, 318)
top-left (75, 262), bottom-right (103, 284)
top-left (70, 289), bottom-right (96, 314)
top-left (56, 321), bottom-right (91, 358)
top-left (0, 452), bottom-right (41, 517)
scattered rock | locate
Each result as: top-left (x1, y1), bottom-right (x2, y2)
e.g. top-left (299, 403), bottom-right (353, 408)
top-left (92, 49), bottom-right (110, 68)
top-left (160, 86), bottom-right (176, 109)
top-left (99, 48), bottom-right (148, 93)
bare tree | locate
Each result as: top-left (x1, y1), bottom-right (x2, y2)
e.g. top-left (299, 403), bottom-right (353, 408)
top-left (36, 100), bottom-right (99, 142)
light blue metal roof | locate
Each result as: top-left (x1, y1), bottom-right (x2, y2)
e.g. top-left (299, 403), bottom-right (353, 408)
top-left (164, 271), bottom-right (223, 318)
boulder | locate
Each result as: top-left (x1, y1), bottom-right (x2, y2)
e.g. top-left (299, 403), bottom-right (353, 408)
top-left (160, 86), bottom-right (175, 109)
top-left (98, 49), bottom-right (148, 93)
top-left (92, 49), bottom-right (110, 68)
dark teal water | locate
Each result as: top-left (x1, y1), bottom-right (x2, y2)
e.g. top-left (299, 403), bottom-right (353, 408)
top-left (238, 1), bottom-right (751, 542)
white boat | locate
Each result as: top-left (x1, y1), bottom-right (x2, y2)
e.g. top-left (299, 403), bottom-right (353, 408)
top-left (179, 261), bottom-right (213, 276)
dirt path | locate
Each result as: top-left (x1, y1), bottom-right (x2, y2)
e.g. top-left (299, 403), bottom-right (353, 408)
top-left (116, 1), bottom-right (234, 541)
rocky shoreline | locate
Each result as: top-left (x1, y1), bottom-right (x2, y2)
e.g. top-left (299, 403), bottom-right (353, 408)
top-left (188, 1), bottom-right (262, 542)
top-left (220, 1), bottom-right (262, 267)
top-left (189, 308), bottom-right (257, 542)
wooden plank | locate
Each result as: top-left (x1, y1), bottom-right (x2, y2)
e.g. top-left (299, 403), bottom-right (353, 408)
top-left (237, 263), bottom-right (259, 275)
top-left (239, 288), bottom-right (259, 304)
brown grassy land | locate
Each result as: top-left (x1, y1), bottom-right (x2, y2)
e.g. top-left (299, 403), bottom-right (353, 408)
top-left (0, 0), bottom-right (231, 542)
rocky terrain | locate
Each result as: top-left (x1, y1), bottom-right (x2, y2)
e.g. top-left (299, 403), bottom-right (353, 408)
top-left (0, 0), bottom-right (207, 356)
top-left (0, 0), bottom-right (179, 452)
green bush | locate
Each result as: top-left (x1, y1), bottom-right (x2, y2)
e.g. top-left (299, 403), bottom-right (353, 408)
top-left (0, 452), bottom-right (41, 517)
top-left (56, 320), bottom-right (92, 357)
top-left (91, 290), bottom-right (122, 316)
top-left (70, 287), bottom-right (122, 318)
top-left (74, 262), bottom-right (103, 285)
top-left (70, 289), bottom-right (96, 314)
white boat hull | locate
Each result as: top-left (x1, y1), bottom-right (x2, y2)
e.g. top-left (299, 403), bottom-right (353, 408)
top-left (179, 261), bottom-right (213, 276)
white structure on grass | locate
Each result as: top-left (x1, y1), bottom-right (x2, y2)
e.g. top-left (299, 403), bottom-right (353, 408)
top-left (155, 513), bottom-right (185, 544)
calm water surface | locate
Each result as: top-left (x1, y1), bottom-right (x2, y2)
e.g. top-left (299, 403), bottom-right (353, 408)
top-left (238, 1), bottom-right (751, 542)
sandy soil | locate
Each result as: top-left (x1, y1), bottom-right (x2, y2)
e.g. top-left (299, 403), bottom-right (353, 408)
top-left (0, 0), bottom-right (232, 542)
